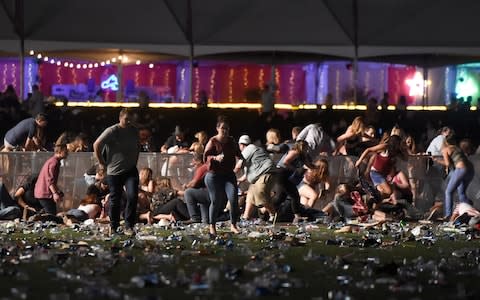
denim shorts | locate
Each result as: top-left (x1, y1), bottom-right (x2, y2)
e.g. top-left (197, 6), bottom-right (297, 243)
top-left (369, 170), bottom-right (386, 187)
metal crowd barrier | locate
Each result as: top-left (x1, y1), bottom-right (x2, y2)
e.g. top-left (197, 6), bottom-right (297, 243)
top-left (1, 152), bottom-right (480, 213)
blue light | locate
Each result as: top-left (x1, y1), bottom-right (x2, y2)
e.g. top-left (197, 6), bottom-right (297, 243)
top-left (101, 74), bottom-right (119, 91)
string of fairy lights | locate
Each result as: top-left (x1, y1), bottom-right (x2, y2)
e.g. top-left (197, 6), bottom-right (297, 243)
top-left (28, 50), bottom-right (156, 69)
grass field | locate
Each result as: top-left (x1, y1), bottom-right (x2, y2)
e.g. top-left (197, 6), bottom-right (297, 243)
top-left (1, 220), bottom-right (480, 299)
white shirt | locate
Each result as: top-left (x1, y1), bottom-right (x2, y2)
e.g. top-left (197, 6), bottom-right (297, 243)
top-left (426, 135), bottom-right (445, 156)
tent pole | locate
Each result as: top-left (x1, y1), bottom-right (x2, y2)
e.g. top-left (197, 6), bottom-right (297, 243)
top-left (16, 0), bottom-right (25, 100)
top-left (423, 67), bottom-right (429, 107)
top-left (117, 51), bottom-right (123, 102)
top-left (20, 38), bottom-right (24, 101)
top-left (352, 0), bottom-right (359, 105)
top-left (189, 45), bottom-right (194, 104)
top-left (187, 0), bottom-right (194, 104)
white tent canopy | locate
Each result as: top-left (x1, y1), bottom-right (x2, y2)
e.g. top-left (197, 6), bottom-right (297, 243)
top-left (0, 0), bottom-right (478, 61)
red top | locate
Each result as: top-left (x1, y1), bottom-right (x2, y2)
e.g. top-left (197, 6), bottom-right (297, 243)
top-left (34, 155), bottom-right (61, 199)
top-left (191, 164), bottom-right (208, 188)
top-left (371, 153), bottom-right (393, 176)
top-left (204, 136), bottom-right (241, 174)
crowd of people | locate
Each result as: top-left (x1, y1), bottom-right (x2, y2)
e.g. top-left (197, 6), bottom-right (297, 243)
top-left (2, 84), bottom-right (480, 237)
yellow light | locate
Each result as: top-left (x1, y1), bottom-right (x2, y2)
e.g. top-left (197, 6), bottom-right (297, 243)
top-left (112, 58), bottom-right (117, 63)
top-left (387, 105), bottom-right (396, 110)
top-left (55, 101), bottom-right (140, 108)
top-left (106, 60), bottom-right (111, 65)
top-left (136, 60), bottom-right (141, 65)
top-left (118, 55), bottom-right (123, 60)
top-left (37, 54), bottom-right (42, 59)
top-left (209, 103), bottom-right (262, 109)
top-left (148, 103), bottom-right (197, 108)
top-left (470, 106), bottom-right (477, 111)
top-left (50, 102), bottom-right (452, 111)
top-left (29, 50), bottom-right (34, 55)
top-left (298, 104), bottom-right (317, 109)
top-left (406, 105), bottom-right (447, 111)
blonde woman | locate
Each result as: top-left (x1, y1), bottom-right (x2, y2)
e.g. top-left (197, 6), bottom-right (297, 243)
top-left (335, 116), bottom-right (365, 156)
top-left (189, 131), bottom-right (208, 155)
top-left (266, 128), bottom-right (288, 153)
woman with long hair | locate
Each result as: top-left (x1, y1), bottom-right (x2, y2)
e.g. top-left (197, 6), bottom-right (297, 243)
top-left (355, 134), bottom-right (407, 200)
top-left (335, 116), bottom-right (365, 156)
top-left (274, 140), bottom-right (317, 223)
top-left (298, 158), bottom-right (330, 208)
top-left (437, 134), bottom-right (475, 220)
top-left (137, 167), bottom-right (156, 224)
top-left (204, 116), bottom-right (242, 236)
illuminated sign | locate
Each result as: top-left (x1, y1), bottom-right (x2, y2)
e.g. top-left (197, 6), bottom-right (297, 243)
top-left (455, 68), bottom-right (479, 100)
top-left (101, 75), bottom-right (119, 91)
top-left (405, 72), bottom-right (425, 97)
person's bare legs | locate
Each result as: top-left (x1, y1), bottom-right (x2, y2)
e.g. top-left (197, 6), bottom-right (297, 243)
top-left (242, 201), bottom-right (255, 220)
top-left (209, 224), bottom-right (217, 236)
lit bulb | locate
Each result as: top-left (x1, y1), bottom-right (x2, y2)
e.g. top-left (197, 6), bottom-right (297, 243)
top-left (136, 60), bottom-right (141, 65)
top-left (56, 61), bottom-right (61, 66)
top-left (106, 60), bottom-right (110, 65)
top-left (76, 64), bottom-right (81, 69)
top-left (82, 64), bottom-right (87, 69)
top-left (64, 62), bottom-right (69, 67)
top-left (94, 63), bottom-right (98, 68)
top-left (50, 59), bottom-right (55, 64)
top-left (88, 64), bottom-right (93, 68)
top-left (29, 50), bottom-right (34, 55)
top-left (44, 57), bottom-right (49, 62)
top-left (100, 62), bottom-right (105, 66)
top-left (37, 54), bottom-right (42, 59)
top-left (112, 58), bottom-right (117, 63)
top-left (149, 63), bottom-right (154, 68)
top-left (69, 63), bottom-right (74, 68)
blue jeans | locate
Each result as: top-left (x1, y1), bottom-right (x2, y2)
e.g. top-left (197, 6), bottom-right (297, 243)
top-left (444, 167), bottom-right (474, 218)
top-left (204, 172), bottom-right (239, 225)
top-left (0, 184), bottom-right (21, 220)
top-left (66, 209), bottom-right (89, 222)
top-left (184, 187), bottom-right (210, 223)
top-left (107, 167), bottom-right (139, 230)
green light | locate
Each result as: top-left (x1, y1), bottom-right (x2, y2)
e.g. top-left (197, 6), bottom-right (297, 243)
top-left (455, 67), bottom-right (480, 103)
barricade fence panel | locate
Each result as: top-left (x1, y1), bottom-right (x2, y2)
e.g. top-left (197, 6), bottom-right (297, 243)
top-left (1, 152), bottom-right (479, 213)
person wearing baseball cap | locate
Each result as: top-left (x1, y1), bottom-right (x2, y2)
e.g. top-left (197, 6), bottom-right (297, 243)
top-left (235, 135), bottom-right (277, 220)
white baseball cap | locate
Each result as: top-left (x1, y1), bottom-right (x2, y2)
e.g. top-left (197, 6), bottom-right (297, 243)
top-left (238, 135), bottom-right (251, 145)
